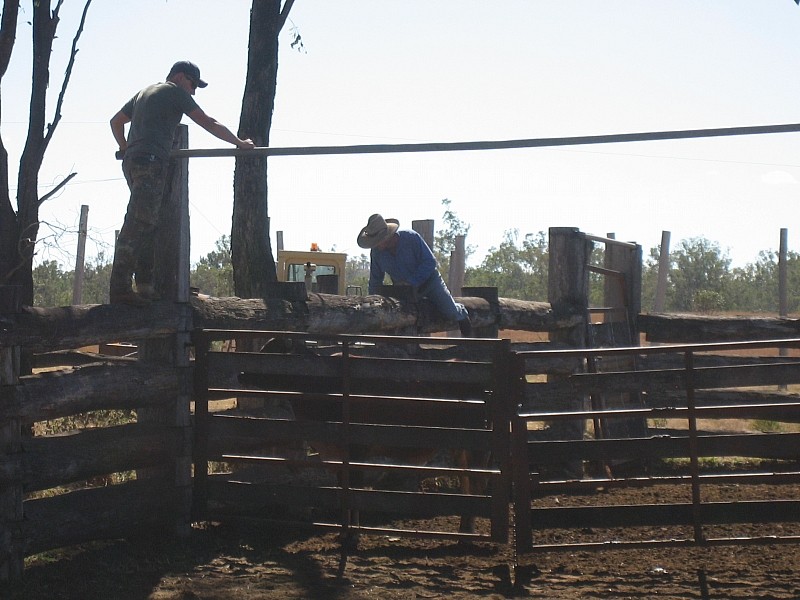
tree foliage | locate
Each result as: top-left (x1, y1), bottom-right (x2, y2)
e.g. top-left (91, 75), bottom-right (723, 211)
top-left (33, 252), bottom-right (110, 306)
top-left (345, 252), bottom-right (370, 296)
top-left (191, 235), bottom-right (234, 297)
top-left (433, 198), bottom-right (474, 278)
top-left (466, 229), bottom-right (549, 301)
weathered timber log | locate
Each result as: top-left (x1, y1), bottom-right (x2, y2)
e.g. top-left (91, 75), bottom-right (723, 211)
top-left (20, 478), bottom-right (180, 556)
top-left (1, 423), bottom-right (181, 491)
top-left (30, 349), bottom-right (137, 369)
top-left (190, 292), bottom-right (580, 334)
top-left (523, 362), bottom-right (800, 410)
top-left (0, 302), bottom-right (182, 351)
top-left (640, 313), bottom-right (800, 343)
top-left (0, 362), bottom-right (178, 422)
top-left (0, 294), bottom-right (580, 350)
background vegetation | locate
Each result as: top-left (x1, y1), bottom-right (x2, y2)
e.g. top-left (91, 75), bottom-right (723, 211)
top-left (34, 201), bottom-right (799, 314)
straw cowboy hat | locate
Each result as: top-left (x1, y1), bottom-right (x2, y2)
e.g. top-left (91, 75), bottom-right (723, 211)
top-left (357, 214), bottom-right (399, 249)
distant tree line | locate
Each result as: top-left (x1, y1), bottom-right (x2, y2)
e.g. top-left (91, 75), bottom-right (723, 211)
top-left (33, 212), bottom-right (799, 315)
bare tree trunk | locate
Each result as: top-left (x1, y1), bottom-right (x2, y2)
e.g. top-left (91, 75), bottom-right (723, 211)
top-left (0, 1), bottom-right (91, 304)
top-left (231, 0), bottom-right (292, 298)
top-left (0, 0), bottom-right (19, 284)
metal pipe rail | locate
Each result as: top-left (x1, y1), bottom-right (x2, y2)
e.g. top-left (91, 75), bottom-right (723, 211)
top-left (513, 337), bottom-right (800, 556)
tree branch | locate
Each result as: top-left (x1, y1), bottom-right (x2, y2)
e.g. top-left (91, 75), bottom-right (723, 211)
top-left (44, 0), bottom-right (93, 149)
top-left (277, 0), bottom-right (295, 32)
top-left (38, 172), bottom-right (77, 206)
top-left (0, 0), bottom-right (19, 78)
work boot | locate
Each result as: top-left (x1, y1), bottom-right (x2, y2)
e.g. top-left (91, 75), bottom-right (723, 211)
top-left (458, 318), bottom-right (473, 338)
top-left (136, 283), bottom-right (160, 301)
top-left (110, 291), bottom-right (151, 307)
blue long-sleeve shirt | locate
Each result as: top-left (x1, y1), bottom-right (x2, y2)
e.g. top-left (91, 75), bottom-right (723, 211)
top-left (368, 230), bottom-right (438, 294)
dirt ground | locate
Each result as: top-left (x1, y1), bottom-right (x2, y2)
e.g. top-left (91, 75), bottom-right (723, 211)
top-left (5, 479), bottom-right (800, 600)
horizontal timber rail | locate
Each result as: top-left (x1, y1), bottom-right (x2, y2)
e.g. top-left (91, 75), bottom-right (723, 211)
top-left (173, 122), bottom-right (800, 159)
top-left (512, 337), bottom-right (800, 557)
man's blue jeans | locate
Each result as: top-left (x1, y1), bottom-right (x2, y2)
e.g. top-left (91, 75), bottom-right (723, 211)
top-left (417, 271), bottom-right (469, 323)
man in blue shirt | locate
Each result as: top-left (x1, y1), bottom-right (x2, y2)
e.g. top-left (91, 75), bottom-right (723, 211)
top-left (357, 214), bottom-right (472, 336)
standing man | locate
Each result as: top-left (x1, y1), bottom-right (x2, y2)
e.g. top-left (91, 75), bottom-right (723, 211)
top-left (357, 213), bottom-right (473, 336)
top-left (109, 60), bottom-right (255, 305)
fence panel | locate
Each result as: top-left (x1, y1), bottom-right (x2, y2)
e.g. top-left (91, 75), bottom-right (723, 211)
top-left (193, 330), bottom-right (512, 550)
top-left (513, 338), bottom-right (800, 556)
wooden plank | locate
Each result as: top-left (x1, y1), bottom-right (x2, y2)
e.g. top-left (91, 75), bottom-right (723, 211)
top-left (525, 432), bottom-right (800, 464)
top-left (639, 313), bottom-right (800, 343)
top-left (528, 500), bottom-right (800, 530)
top-left (0, 302), bottom-right (183, 351)
top-left (12, 424), bottom-right (179, 492)
top-left (208, 351), bottom-right (494, 387)
top-left (522, 362), bottom-right (800, 406)
top-left (207, 414), bottom-right (491, 453)
top-left (1, 362), bottom-right (177, 422)
top-left (22, 478), bottom-right (180, 556)
top-left (206, 478), bottom-right (492, 518)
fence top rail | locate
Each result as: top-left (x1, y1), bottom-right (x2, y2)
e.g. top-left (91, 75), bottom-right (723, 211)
top-left (194, 328), bottom-right (507, 348)
top-left (172, 122), bottom-right (800, 160)
top-left (516, 337), bottom-right (800, 359)
top-left (584, 234), bottom-right (639, 249)
top-left (518, 402), bottom-right (800, 422)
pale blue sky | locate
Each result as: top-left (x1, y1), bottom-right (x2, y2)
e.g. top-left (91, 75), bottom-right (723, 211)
top-left (5, 1), bottom-right (800, 270)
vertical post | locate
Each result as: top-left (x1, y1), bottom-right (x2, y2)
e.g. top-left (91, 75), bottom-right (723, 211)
top-left (138, 124), bottom-right (192, 537)
top-left (0, 285), bottom-right (23, 581)
top-left (412, 219), bottom-right (434, 250)
top-left (446, 234), bottom-right (466, 338)
top-left (547, 227), bottom-right (592, 478)
top-left (276, 230), bottom-right (284, 251)
top-left (511, 352), bottom-right (532, 553)
top-left (779, 228), bottom-right (788, 318)
top-left (72, 204), bottom-right (89, 305)
top-left (599, 237), bottom-right (646, 439)
top-left (779, 229), bottom-right (788, 367)
top-left (462, 286), bottom-right (500, 338)
top-left (654, 230), bottom-right (671, 312)
top-left (448, 234), bottom-right (466, 297)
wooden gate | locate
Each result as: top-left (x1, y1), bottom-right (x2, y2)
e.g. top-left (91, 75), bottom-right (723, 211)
top-left (192, 330), bottom-right (513, 552)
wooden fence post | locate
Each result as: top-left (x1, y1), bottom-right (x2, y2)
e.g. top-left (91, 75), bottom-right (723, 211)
top-left (137, 124), bottom-right (193, 537)
top-left (71, 204), bottom-right (89, 305)
top-left (779, 228), bottom-right (788, 368)
top-left (546, 227), bottom-right (592, 477)
top-left (598, 236), bottom-right (647, 439)
top-left (654, 230), bottom-right (671, 312)
top-left (412, 219), bottom-right (434, 250)
top-left (0, 285), bottom-right (23, 581)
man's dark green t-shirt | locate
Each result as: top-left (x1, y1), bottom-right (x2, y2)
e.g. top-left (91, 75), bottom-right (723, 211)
top-left (121, 82), bottom-right (198, 160)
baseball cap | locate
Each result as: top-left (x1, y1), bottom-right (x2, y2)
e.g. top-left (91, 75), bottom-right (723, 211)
top-left (167, 60), bottom-right (208, 88)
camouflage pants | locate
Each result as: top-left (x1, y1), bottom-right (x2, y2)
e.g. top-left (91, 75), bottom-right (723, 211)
top-left (109, 154), bottom-right (169, 295)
